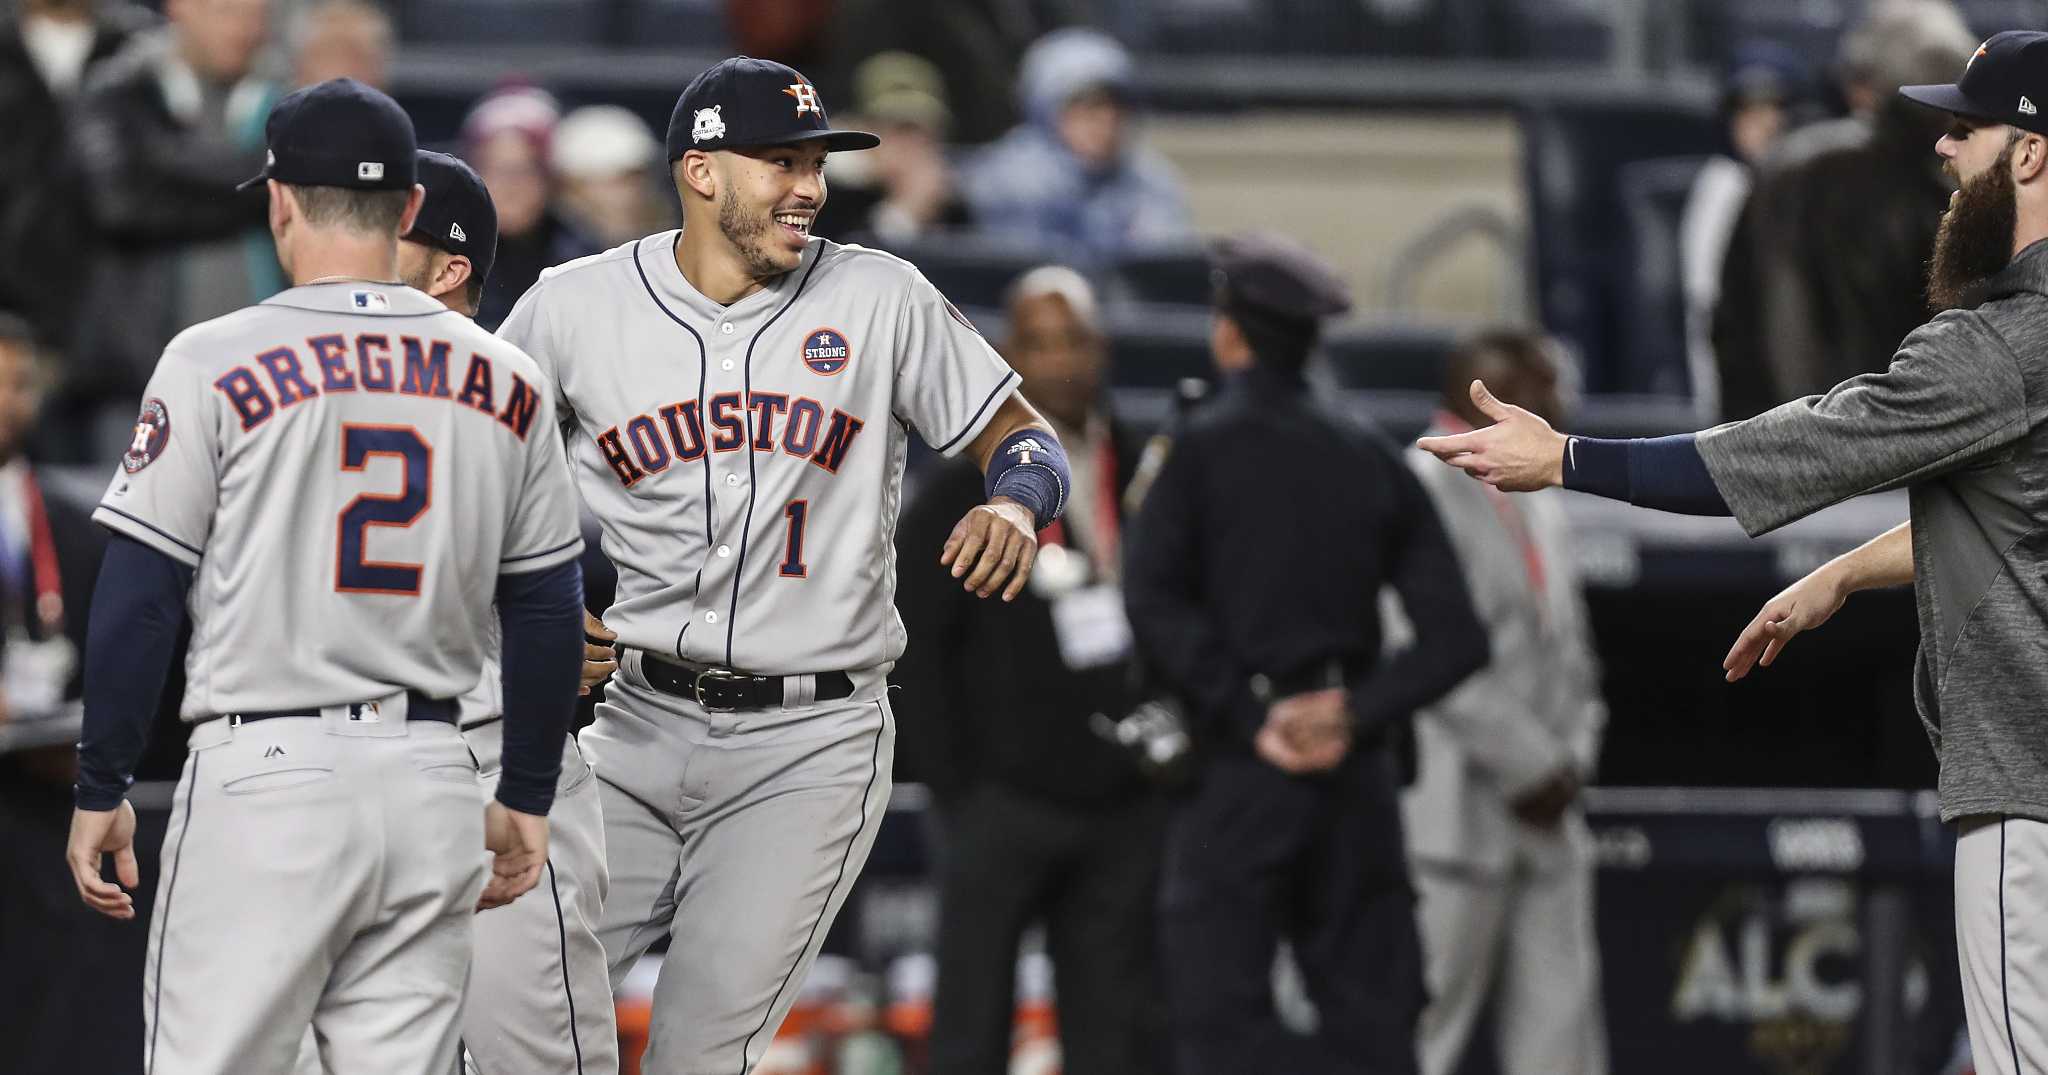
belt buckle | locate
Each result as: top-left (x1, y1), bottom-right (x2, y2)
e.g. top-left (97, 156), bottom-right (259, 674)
top-left (693, 667), bottom-right (746, 713)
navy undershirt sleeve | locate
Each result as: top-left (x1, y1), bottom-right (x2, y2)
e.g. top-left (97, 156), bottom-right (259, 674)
top-left (76, 535), bottom-right (192, 811)
top-left (493, 558), bottom-right (584, 816)
top-left (1562, 434), bottom-right (1733, 516)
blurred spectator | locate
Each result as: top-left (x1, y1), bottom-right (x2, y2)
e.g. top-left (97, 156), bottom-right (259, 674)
top-left (463, 85), bottom-right (595, 329)
top-left (1679, 43), bottom-right (1807, 419)
top-left (0, 0), bottom-right (155, 362)
top-left (813, 51), bottom-right (973, 244)
top-left (550, 104), bottom-right (674, 248)
top-left (726, 0), bottom-right (832, 71)
top-left (828, 1), bottom-right (1081, 144)
top-left (893, 266), bottom-right (1164, 1075)
top-left (288, 0), bottom-right (391, 89)
top-left (64, 0), bottom-right (278, 461)
top-left (1123, 234), bottom-right (1485, 1075)
top-left (960, 28), bottom-right (1191, 262)
top-left (1711, 0), bottom-right (1974, 419)
top-left (1402, 331), bottom-right (1608, 1075)
top-left (0, 311), bottom-right (136, 1075)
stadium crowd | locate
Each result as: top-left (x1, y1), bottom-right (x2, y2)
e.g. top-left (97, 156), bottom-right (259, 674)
top-left (0, 0), bottom-right (2008, 1073)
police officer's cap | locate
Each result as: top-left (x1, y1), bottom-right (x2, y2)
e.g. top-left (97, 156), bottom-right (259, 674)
top-left (407, 150), bottom-right (499, 288)
top-left (238, 78), bottom-right (417, 192)
top-left (1209, 232), bottom-right (1352, 325)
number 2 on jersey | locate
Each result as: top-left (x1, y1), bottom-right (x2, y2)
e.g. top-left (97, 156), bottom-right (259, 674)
top-left (337, 424), bottom-right (431, 595)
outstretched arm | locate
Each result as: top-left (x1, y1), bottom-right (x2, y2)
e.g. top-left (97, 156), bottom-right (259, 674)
top-left (1723, 522), bottom-right (1913, 681)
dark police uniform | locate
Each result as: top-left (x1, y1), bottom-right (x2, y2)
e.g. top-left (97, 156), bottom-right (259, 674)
top-left (1123, 233), bottom-right (1488, 1075)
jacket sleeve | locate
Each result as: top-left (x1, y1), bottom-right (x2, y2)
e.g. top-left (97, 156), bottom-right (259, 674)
top-left (1122, 436), bottom-right (1267, 745)
top-left (70, 73), bottom-right (266, 244)
top-left (1400, 456), bottom-right (1569, 796)
top-left (1697, 309), bottom-right (2029, 536)
top-left (889, 465), bottom-right (981, 801)
top-left (1345, 446), bottom-right (1490, 739)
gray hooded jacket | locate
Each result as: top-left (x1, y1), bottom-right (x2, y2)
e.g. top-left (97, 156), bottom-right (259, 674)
top-left (1699, 238), bottom-right (2048, 822)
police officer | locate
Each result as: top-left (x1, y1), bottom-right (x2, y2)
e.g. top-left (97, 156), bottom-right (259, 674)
top-left (1122, 232), bottom-right (1488, 1075)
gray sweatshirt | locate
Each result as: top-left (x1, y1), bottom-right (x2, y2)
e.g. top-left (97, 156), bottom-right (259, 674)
top-left (1698, 238), bottom-right (2048, 823)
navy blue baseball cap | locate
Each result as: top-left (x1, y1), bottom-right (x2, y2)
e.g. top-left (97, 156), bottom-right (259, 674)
top-left (406, 150), bottom-right (498, 287)
top-left (1900, 31), bottom-right (2048, 136)
top-left (238, 77), bottom-right (418, 192)
top-left (665, 56), bottom-right (879, 161)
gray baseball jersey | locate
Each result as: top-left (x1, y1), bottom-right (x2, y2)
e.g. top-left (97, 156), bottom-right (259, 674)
top-left (95, 281), bottom-right (584, 716)
top-left (497, 232), bottom-right (1018, 674)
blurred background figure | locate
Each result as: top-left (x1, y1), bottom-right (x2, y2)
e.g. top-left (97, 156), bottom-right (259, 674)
top-left (0, 311), bottom-right (144, 1075)
top-left (1710, 0), bottom-right (1975, 420)
top-left (549, 104), bottom-right (675, 248)
top-left (961, 27), bottom-right (1190, 262)
top-left (1678, 42), bottom-right (1807, 421)
top-left (1124, 234), bottom-right (1485, 1075)
top-left (814, 50), bottom-right (972, 244)
top-left (0, 0), bottom-right (155, 371)
top-left (61, 0), bottom-right (276, 463)
top-left (462, 84), bottom-right (594, 328)
top-left (892, 265), bottom-right (1165, 1075)
top-left (1401, 330), bottom-right (1609, 1075)
top-left (288, 0), bottom-right (392, 89)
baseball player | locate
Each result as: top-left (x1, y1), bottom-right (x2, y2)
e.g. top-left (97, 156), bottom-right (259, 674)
top-left (1416, 31), bottom-right (2048, 1073)
top-left (398, 148), bottom-right (622, 1075)
top-left (62, 79), bottom-right (586, 1074)
top-left (496, 57), bottom-right (1071, 1074)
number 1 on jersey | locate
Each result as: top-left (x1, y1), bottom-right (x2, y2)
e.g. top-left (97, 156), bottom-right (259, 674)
top-left (337, 424), bottom-right (432, 595)
top-left (780, 499), bottom-right (809, 578)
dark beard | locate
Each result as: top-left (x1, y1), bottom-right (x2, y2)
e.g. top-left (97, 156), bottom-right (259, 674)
top-left (1927, 149), bottom-right (2019, 312)
top-left (717, 185), bottom-right (785, 279)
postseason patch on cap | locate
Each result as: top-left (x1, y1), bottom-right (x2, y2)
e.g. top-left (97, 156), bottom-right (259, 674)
top-left (801, 328), bottom-right (851, 375)
top-left (122, 398), bottom-right (171, 474)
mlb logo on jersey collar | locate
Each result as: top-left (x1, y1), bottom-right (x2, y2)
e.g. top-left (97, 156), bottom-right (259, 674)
top-left (352, 290), bottom-right (390, 311)
top-left (801, 328), bottom-right (851, 375)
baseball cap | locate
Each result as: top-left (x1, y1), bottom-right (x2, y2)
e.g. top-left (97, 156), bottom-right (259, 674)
top-left (238, 77), bottom-right (417, 192)
top-left (405, 150), bottom-right (497, 287)
top-left (1899, 30), bottom-right (2048, 136)
top-left (665, 56), bottom-right (879, 161)
top-left (1210, 232), bottom-right (1352, 325)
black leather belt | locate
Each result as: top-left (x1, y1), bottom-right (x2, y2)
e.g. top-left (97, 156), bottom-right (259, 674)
top-left (209, 690), bottom-right (457, 726)
top-left (640, 654), bottom-right (854, 713)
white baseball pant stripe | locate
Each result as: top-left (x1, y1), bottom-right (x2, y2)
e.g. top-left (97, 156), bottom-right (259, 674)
top-left (1957, 815), bottom-right (2048, 1075)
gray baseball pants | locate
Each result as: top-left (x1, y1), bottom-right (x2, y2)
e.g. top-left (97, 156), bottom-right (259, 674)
top-left (582, 650), bottom-right (893, 1075)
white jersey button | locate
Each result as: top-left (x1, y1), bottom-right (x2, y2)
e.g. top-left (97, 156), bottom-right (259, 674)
top-left (724, 473), bottom-right (740, 487)
top-left (717, 544), bottom-right (731, 557)
top-left (721, 359), bottom-right (735, 371)
top-left (704, 610), bottom-right (719, 623)
top-left (720, 323), bottom-right (735, 335)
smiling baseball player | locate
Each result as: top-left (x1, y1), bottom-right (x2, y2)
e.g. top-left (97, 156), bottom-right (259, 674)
top-left (62, 80), bottom-right (587, 1074)
top-left (496, 57), bottom-right (1069, 1074)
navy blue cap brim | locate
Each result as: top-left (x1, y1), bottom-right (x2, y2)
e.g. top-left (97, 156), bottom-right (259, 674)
top-left (1899, 82), bottom-right (1997, 121)
top-left (739, 128), bottom-right (880, 152)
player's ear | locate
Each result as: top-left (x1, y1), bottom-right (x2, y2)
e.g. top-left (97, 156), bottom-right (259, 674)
top-left (440, 254), bottom-right (473, 297)
top-left (397, 183), bottom-right (426, 237)
top-left (677, 150), bottom-right (717, 203)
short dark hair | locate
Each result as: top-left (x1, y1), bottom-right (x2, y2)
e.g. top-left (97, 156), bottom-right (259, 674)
top-left (1224, 302), bottom-right (1319, 373)
top-left (287, 183), bottom-right (411, 234)
top-left (1444, 328), bottom-right (1556, 401)
top-left (464, 272), bottom-right (486, 313)
top-left (0, 310), bottom-right (35, 350)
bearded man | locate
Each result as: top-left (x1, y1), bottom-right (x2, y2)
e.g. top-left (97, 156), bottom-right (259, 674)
top-left (1414, 31), bottom-right (2048, 1075)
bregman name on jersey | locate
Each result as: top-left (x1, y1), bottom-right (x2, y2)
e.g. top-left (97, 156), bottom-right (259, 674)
top-left (212, 333), bottom-right (543, 441)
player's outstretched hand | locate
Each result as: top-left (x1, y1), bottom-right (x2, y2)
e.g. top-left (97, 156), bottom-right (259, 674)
top-left (1723, 564), bottom-right (1850, 682)
top-left (581, 610), bottom-right (617, 697)
top-left (66, 800), bottom-right (140, 920)
top-left (478, 801), bottom-right (549, 911)
top-left (1414, 380), bottom-right (1568, 491)
top-left (940, 498), bottom-right (1039, 602)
